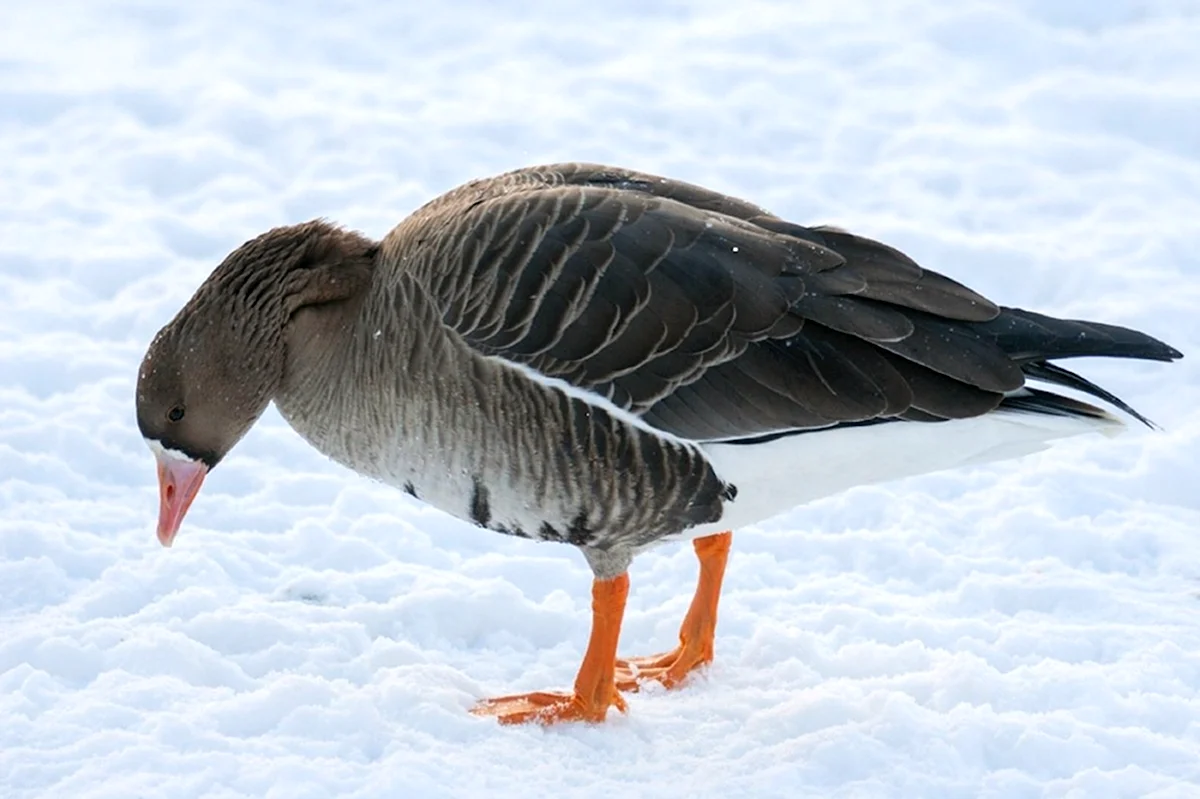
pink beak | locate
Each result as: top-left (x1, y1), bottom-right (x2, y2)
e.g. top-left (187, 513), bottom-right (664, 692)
top-left (155, 451), bottom-right (208, 547)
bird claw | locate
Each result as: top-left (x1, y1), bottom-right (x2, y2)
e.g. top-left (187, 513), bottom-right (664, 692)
top-left (614, 644), bottom-right (712, 692)
top-left (471, 689), bottom-right (627, 725)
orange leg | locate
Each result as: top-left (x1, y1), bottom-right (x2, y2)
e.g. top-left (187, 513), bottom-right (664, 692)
top-left (471, 572), bottom-right (630, 725)
top-left (615, 531), bottom-right (732, 691)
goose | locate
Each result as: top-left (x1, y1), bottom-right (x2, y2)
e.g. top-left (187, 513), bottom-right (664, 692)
top-left (136, 162), bottom-right (1182, 725)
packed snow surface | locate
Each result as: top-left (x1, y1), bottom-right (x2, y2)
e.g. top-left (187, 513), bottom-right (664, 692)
top-left (1, 1), bottom-right (1198, 796)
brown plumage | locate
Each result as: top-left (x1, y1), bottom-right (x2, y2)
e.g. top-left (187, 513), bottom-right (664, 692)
top-left (136, 162), bottom-right (1181, 724)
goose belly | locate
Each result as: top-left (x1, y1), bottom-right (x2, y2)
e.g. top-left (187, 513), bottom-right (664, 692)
top-left (671, 409), bottom-right (1124, 541)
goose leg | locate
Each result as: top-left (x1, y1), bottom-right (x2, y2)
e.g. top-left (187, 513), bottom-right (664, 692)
top-left (471, 572), bottom-right (629, 724)
top-left (615, 531), bottom-right (732, 691)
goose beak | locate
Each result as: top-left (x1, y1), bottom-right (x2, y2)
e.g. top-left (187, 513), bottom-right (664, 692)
top-left (152, 447), bottom-right (207, 547)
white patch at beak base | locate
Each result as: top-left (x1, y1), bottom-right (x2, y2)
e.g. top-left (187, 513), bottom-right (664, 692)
top-left (146, 438), bottom-right (208, 547)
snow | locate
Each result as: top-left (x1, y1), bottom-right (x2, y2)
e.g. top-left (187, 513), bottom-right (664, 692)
top-left (2, 0), bottom-right (1199, 796)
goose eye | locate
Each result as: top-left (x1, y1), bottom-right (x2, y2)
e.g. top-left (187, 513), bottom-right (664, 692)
top-left (168, 406), bottom-right (185, 422)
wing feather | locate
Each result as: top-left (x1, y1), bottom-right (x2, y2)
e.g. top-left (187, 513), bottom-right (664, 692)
top-left (402, 163), bottom-right (1061, 441)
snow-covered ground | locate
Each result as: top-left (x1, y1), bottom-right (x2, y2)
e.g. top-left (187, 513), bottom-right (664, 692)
top-left (2, 1), bottom-right (1199, 796)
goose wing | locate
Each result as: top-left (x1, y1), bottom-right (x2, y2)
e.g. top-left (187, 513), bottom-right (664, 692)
top-left (403, 163), bottom-right (1014, 441)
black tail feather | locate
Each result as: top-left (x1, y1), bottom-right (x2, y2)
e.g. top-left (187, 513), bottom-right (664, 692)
top-left (1001, 386), bottom-right (1119, 423)
top-left (1025, 362), bottom-right (1152, 424)
top-left (972, 306), bottom-right (1182, 428)
top-left (979, 307), bottom-right (1183, 364)
top-left (1015, 361), bottom-right (1157, 428)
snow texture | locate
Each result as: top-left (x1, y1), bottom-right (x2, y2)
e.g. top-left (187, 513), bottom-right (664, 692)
top-left (2, 1), bottom-right (1199, 797)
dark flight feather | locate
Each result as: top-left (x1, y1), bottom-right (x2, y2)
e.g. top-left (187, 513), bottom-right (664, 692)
top-left (403, 163), bottom-right (1181, 440)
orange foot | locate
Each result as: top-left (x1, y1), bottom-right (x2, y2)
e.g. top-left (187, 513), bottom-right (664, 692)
top-left (471, 689), bottom-right (627, 725)
top-left (615, 641), bottom-right (712, 691)
top-left (615, 531), bottom-right (731, 693)
top-left (471, 573), bottom-right (630, 726)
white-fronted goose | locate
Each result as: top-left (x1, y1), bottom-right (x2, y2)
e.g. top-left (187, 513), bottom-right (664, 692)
top-left (136, 163), bottom-right (1182, 725)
